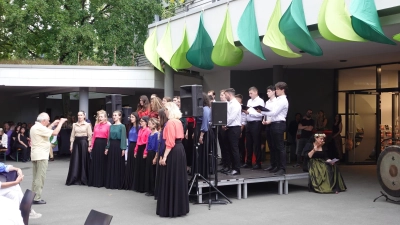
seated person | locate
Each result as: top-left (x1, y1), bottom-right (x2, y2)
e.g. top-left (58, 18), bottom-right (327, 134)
top-left (0, 196), bottom-right (25, 225)
top-left (304, 133), bottom-right (347, 194)
top-left (0, 162), bottom-right (42, 219)
top-left (0, 128), bottom-right (8, 148)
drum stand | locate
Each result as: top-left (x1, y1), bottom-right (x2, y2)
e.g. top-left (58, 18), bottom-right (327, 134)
top-left (188, 124), bottom-right (232, 209)
top-left (373, 191), bottom-right (400, 204)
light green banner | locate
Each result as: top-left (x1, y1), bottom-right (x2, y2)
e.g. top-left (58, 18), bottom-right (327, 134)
top-left (318, 0), bottom-right (365, 42)
top-left (144, 28), bottom-right (164, 72)
top-left (212, 8), bottom-right (244, 66)
top-left (394, 34), bottom-right (400, 42)
top-left (263, 0), bottom-right (301, 58)
top-left (156, 23), bottom-right (174, 66)
top-left (170, 24), bottom-right (192, 70)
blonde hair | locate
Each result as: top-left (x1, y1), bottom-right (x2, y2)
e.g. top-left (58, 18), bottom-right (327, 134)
top-left (151, 97), bottom-right (163, 113)
top-left (149, 118), bottom-right (160, 131)
top-left (96, 110), bottom-right (107, 125)
top-left (164, 102), bottom-right (182, 120)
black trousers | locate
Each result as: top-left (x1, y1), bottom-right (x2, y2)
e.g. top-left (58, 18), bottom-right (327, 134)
top-left (226, 126), bottom-right (241, 171)
top-left (265, 124), bottom-right (276, 167)
top-left (238, 126), bottom-right (246, 165)
top-left (218, 127), bottom-right (229, 167)
top-left (245, 121), bottom-right (262, 165)
top-left (270, 122), bottom-right (286, 171)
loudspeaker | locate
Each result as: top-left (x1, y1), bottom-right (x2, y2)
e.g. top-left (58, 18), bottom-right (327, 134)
top-left (180, 85), bottom-right (203, 117)
top-left (122, 107), bottom-right (132, 125)
top-left (105, 94), bottom-right (122, 118)
top-left (211, 102), bottom-right (227, 126)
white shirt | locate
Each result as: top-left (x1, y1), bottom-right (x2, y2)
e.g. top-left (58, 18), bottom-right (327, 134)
top-left (264, 97), bottom-right (277, 122)
top-left (227, 98), bottom-right (242, 126)
top-left (246, 96), bottom-right (264, 122)
top-left (263, 95), bottom-right (288, 122)
top-left (1, 133), bottom-right (8, 148)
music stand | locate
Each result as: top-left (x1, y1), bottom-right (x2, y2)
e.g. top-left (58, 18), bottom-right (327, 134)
top-left (188, 120), bottom-right (232, 209)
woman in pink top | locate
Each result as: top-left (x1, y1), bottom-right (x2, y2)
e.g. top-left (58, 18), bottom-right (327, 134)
top-left (88, 110), bottom-right (111, 188)
top-left (133, 116), bottom-right (151, 192)
top-left (156, 102), bottom-right (189, 218)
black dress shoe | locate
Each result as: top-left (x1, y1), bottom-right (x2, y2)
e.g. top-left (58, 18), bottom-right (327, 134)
top-left (218, 167), bottom-right (230, 173)
top-left (33, 200), bottom-right (46, 204)
top-left (273, 169), bottom-right (286, 176)
top-left (229, 170), bottom-right (241, 176)
top-left (145, 192), bottom-right (154, 196)
top-left (263, 166), bottom-right (276, 171)
top-left (240, 164), bottom-right (251, 168)
top-left (269, 167), bottom-right (279, 173)
top-left (252, 164), bottom-right (262, 170)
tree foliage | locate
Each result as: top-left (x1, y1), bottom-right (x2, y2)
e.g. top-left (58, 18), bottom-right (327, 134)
top-left (0, 0), bottom-right (161, 66)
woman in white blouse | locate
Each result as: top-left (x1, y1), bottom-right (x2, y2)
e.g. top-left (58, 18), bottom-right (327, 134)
top-left (65, 111), bottom-right (93, 186)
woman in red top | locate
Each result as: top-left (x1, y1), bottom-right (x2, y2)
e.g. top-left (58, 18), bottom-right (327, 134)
top-left (150, 97), bottom-right (163, 118)
top-left (156, 102), bottom-right (189, 218)
top-left (136, 95), bottom-right (151, 119)
top-left (133, 116), bottom-right (151, 192)
top-left (88, 110), bottom-right (111, 188)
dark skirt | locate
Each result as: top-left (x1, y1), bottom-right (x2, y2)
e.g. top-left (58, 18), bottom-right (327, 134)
top-left (122, 142), bottom-right (136, 190)
top-left (66, 136), bottom-right (89, 185)
top-left (154, 156), bottom-right (161, 200)
top-left (105, 139), bottom-right (125, 189)
top-left (88, 138), bottom-right (107, 187)
top-left (185, 122), bottom-right (194, 167)
top-left (133, 144), bottom-right (146, 192)
top-left (308, 158), bottom-right (347, 193)
top-left (144, 151), bottom-right (157, 193)
top-left (156, 140), bottom-right (189, 217)
top-left (192, 129), bottom-right (210, 179)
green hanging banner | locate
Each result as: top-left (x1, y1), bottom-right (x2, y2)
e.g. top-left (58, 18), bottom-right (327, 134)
top-left (279, 0), bottom-right (323, 56)
top-left (170, 24), bottom-right (192, 70)
top-left (318, 0), bottom-right (365, 42)
top-left (394, 34), bottom-right (400, 42)
top-left (186, 12), bottom-right (214, 70)
top-left (212, 8), bottom-right (244, 67)
top-left (350, 0), bottom-right (396, 45)
top-left (144, 28), bottom-right (164, 72)
top-left (237, 0), bottom-right (266, 60)
top-left (156, 22), bottom-right (174, 67)
top-left (263, 0), bottom-right (301, 58)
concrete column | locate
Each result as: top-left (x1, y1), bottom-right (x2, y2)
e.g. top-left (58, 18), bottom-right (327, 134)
top-left (79, 87), bottom-right (89, 116)
top-left (164, 64), bottom-right (174, 98)
top-left (273, 65), bottom-right (284, 84)
top-left (38, 93), bottom-right (46, 113)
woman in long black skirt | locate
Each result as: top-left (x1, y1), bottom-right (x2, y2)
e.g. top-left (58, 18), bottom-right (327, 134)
top-left (88, 110), bottom-right (110, 187)
top-left (155, 109), bottom-right (168, 200)
top-left (157, 102), bottom-right (189, 217)
top-left (133, 116), bottom-right (151, 192)
top-left (144, 118), bottom-right (160, 196)
top-left (66, 111), bottom-right (93, 185)
top-left (104, 110), bottom-right (127, 189)
top-left (122, 112), bottom-right (139, 190)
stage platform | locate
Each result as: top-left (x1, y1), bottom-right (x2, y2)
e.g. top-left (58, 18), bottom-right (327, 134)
top-left (192, 167), bottom-right (309, 203)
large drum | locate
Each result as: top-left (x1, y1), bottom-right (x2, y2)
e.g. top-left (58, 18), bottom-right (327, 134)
top-left (377, 145), bottom-right (400, 197)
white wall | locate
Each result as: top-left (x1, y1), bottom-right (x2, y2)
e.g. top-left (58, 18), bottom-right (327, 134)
top-left (0, 65), bottom-right (157, 88)
top-left (149, 0), bottom-right (399, 51)
top-left (202, 70), bottom-right (230, 100)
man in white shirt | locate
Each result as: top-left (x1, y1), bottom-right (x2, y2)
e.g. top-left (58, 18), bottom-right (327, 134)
top-left (259, 82), bottom-right (289, 176)
top-left (30, 113), bottom-right (67, 204)
top-left (262, 85), bottom-right (278, 172)
top-left (222, 88), bottom-right (242, 175)
top-left (242, 87), bottom-right (264, 170)
top-left (0, 128), bottom-right (8, 148)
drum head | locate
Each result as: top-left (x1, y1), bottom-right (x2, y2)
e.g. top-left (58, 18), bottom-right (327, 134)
top-left (377, 146), bottom-right (400, 197)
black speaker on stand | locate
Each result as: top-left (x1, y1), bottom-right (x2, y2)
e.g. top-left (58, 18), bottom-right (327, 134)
top-left (105, 94), bottom-right (122, 122)
top-left (180, 85), bottom-right (203, 118)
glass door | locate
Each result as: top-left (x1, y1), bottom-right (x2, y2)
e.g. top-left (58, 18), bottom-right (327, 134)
top-left (346, 92), bottom-right (377, 164)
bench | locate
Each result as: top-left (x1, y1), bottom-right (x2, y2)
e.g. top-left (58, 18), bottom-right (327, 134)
top-left (283, 173), bottom-right (309, 194)
top-left (0, 148), bottom-right (7, 162)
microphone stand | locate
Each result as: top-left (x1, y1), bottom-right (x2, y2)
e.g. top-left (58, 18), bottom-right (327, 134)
top-left (188, 120), bottom-right (231, 209)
